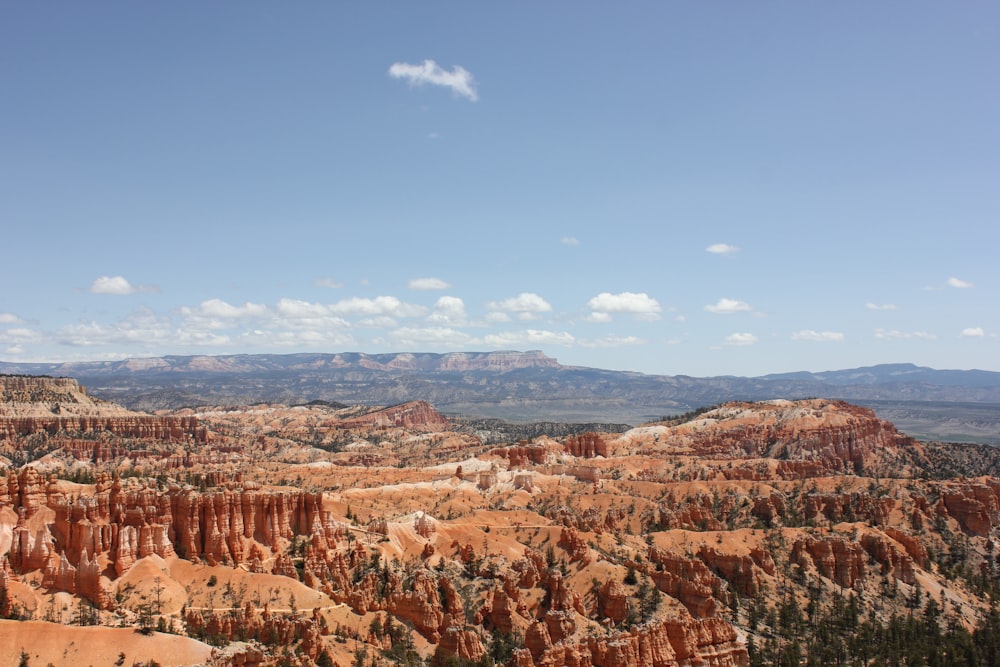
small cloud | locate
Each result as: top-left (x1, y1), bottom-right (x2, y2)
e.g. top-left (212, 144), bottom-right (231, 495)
top-left (792, 330), bottom-right (845, 342)
top-left (704, 298), bottom-right (752, 314)
top-left (356, 316), bottom-right (398, 328)
top-left (409, 277), bottom-right (451, 290)
top-left (4, 344), bottom-right (25, 355)
top-left (427, 132), bottom-right (441, 140)
top-left (874, 329), bottom-right (937, 340)
top-left (484, 329), bottom-right (575, 348)
top-left (315, 278), bottom-right (345, 289)
top-left (725, 332), bottom-right (758, 346)
top-left (865, 302), bottom-right (897, 311)
top-left (586, 292), bottom-right (661, 321)
top-left (706, 243), bottom-right (739, 255)
top-left (328, 296), bottom-right (427, 318)
top-left (579, 335), bottom-right (646, 348)
top-left (276, 299), bottom-right (332, 319)
top-left (88, 275), bottom-right (157, 295)
top-left (0, 313), bottom-right (23, 324)
top-left (389, 326), bottom-right (474, 347)
top-left (1, 327), bottom-right (42, 343)
top-left (947, 277), bottom-right (973, 288)
top-left (186, 299), bottom-right (269, 320)
top-left (388, 59), bottom-right (478, 101)
top-left (427, 296), bottom-right (468, 326)
top-left (484, 312), bottom-right (511, 324)
top-left (584, 312), bottom-right (613, 324)
top-left (561, 236), bottom-right (580, 246)
top-left (961, 327), bottom-right (985, 338)
top-left (487, 293), bottom-right (553, 320)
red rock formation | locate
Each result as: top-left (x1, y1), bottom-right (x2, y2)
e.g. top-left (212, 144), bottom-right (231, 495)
top-left (650, 399), bottom-right (915, 476)
top-left (698, 546), bottom-right (765, 597)
top-left (0, 374), bottom-right (171, 446)
top-left (519, 616), bottom-right (749, 667)
top-left (564, 432), bottom-right (608, 458)
top-left (885, 527), bottom-right (929, 567)
top-left (646, 547), bottom-right (726, 618)
top-left (598, 579), bottom-right (629, 624)
top-left (437, 625), bottom-right (487, 664)
top-left (860, 533), bottom-right (918, 585)
top-left (386, 568), bottom-right (453, 642)
top-left (939, 479), bottom-right (1000, 536)
top-left (558, 527), bottom-right (591, 564)
top-left (488, 443), bottom-right (549, 467)
top-left (331, 400), bottom-right (449, 432)
top-left (4, 471), bottom-right (329, 598)
top-left (791, 535), bottom-right (867, 588)
top-left (476, 575), bottom-right (531, 635)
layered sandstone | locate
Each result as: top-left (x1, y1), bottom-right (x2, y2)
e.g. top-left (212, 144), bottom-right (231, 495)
top-left (1, 374), bottom-right (206, 442)
top-left (329, 400), bottom-right (449, 431)
top-left (624, 399), bottom-right (915, 475)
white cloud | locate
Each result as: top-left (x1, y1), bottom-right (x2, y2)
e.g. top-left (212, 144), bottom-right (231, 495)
top-left (4, 345), bottom-right (24, 355)
top-left (561, 236), bottom-right (580, 246)
top-left (235, 328), bottom-right (354, 348)
top-left (186, 299), bottom-right (270, 320)
top-left (586, 292), bottom-right (661, 320)
top-left (389, 326), bottom-right (474, 347)
top-left (579, 335), bottom-right (646, 348)
top-left (0, 327), bottom-right (43, 344)
top-left (0, 313), bottom-right (23, 324)
top-left (174, 330), bottom-right (233, 347)
top-left (584, 312), bottom-right (613, 323)
top-left (706, 243), bottom-right (739, 255)
top-left (484, 311), bottom-right (511, 324)
top-left (487, 293), bottom-right (553, 319)
top-left (356, 316), bottom-right (398, 328)
top-left (961, 327), bottom-right (985, 338)
top-left (388, 59), bottom-right (478, 101)
top-left (874, 329), bottom-right (937, 340)
top-left (177, 299), bottom-right (271, 332)
top-left (725, 332), bottom-right (758, 346)
top-left (427, 296), bottom-right (468, 326)
top-left (792, 330), bottom-right (845, 342)
top-left (276, 299), bottom-right (330, 319)
top-left (273, 299), bottom-right (352, 331)
top-left (704, 298), bottom-right (752, 314)
top-left (315, 278), bottom-right (344, 289)
top-left (328, 296), bottom-right (427, 318)
top-left (865, 303), bottom-right (897, 311)
top-left (484, 329), bottom-right (575, 348)
top-left (58, 311), bottom-right (173, 347)
top-left (409, 277), bottom-right (451, 290)
top-left (947, 277), bottom-right (973, 288)
top-left (89, 275), bottom-right (157, 295)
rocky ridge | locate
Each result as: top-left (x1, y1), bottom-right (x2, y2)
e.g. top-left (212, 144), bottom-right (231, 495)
top-left (2, 376), bottom-right (1000, 666)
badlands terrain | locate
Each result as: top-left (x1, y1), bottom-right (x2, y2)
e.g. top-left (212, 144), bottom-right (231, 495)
top-left (2, 374), bottom-right (1000, 666)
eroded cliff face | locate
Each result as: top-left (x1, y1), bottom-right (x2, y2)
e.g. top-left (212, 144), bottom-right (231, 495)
top-left (0, 375), bottom-right (207, 443)
top-left (2, 467), bottom-right (331, 608)
top-left (615, 399), bottom-right (916, 476)
top-left (326, 400), bottom-right (450, 431)
top-left (2, 387), bottom-right (1000, 667)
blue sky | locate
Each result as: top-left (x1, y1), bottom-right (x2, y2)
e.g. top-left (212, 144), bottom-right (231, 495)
top-left (1, 2), bottom-right (997, 377)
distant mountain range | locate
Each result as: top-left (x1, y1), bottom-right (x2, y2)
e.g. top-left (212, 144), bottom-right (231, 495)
top-left (2, 351), bottom-right (999, 443)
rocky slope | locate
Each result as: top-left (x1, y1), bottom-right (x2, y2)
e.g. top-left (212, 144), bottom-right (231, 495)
top-left (2, 376), bottom-right (1000, 666)
top-left (3, 355), bottom-right (999, 442)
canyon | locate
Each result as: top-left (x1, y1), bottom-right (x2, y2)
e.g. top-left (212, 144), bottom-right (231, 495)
top-left (1, 374), bottom-right (1000, 666)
